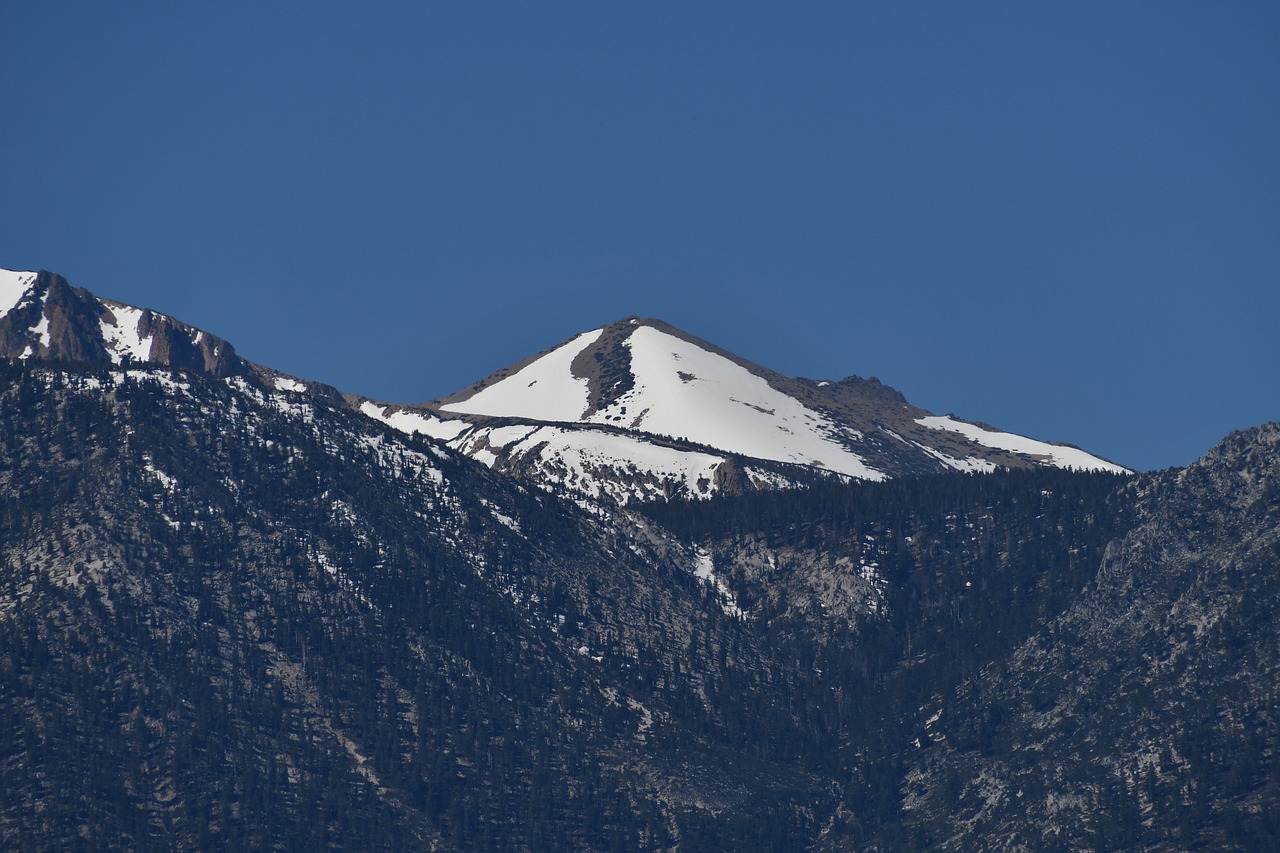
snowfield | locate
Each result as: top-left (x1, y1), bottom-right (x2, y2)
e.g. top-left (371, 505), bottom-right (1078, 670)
top-left (915, 415), bottom-right (1129, 473)
top-left (440, 328), bottom-right (603, 421)
top-left (586, 326), bottom-right (884, 480)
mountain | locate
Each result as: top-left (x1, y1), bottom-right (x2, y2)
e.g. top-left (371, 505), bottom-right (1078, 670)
top-left (1, 265), bottom-right (1274, 851)
top-left (361, 316), bottom-right (1128, 503)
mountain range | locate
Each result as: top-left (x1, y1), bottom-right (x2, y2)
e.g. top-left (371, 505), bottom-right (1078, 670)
top-left (0, 267), bottom-right (1274, 851)
top-left (1, 269), bottom-right (1125, 505)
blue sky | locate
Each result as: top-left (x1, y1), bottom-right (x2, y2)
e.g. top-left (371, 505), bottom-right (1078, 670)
top-left (3, 2), bottom-right (1277, 471)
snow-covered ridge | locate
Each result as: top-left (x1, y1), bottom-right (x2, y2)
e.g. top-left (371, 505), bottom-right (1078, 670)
top-left (915, 416), bottom-right (1128, 473)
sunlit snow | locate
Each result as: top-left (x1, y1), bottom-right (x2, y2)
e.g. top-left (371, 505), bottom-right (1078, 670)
top-left (588, 326), bottom-right (884, 480)
top-left (694, 547), bottom-right (744, 618)
top-left (914, 442), bottom-right (998, 474)
top-left (100, 303), bottom-right (153, 364)
top-left (440, 328), bottom-right (604, 421)
top-left (0, 269), bottom-right (36, 318)
top-left (915, 416), bottom-right (1128, 473)
top-left (481, 424), bottom-right (725, 503)
top-left (32, 307), bottom-right (51, 350)
top-left (360, 402), bottom-right (471, 442)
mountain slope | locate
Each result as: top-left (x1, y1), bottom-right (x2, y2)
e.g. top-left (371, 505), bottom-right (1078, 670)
top-left (0, 354), bottom-right (1150, 851)
top-left (886, 424), bottom-right (1280, 850)
top-left (0, 358), bottom-right (847, 850)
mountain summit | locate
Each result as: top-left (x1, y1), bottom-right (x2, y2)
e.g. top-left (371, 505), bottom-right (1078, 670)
top-left (363, 316), bottom-right (1127, 502)
top-left (0, 268), bottom-right (342, 398)
top-left (0, 269), bottom-right (246, 376)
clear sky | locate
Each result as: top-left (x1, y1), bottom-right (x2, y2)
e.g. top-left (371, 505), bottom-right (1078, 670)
top-left (3, 2), bottom-right (1277, 472)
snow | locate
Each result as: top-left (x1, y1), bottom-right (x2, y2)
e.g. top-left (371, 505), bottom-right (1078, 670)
top-left (100, 303), bottom-right (153, 364)
top-left (915, 416), bottom-right (1129, 473)
top-left (744, 467), bottom-right (799, 490)
top-left (694, 547), bottom-right (744, 617)
top-left (274, 376), bottom-right (306, 393)
top-left (483, 425), bottom-right (539, 449)
top-left (479, 498), bottom-right (522, 533)
top-left (440, 328), bottom-right (604, 421)
top-left (32, 310), bottom-right (51, 349)
top-left (471, 447), bottom-right (498, 467)
top-left (465, 423), bottom-right (726, 503)
top-left (354, 433), bottom-right (445, 486)
top-left (360, 402), bottom-right (472, 442)
top-left (0, 269), bottom-right (36, 318)
top-left (588, 326), bottom-right (885, 480)
top-left (515, 426), bottom-right (722, 496)
top-left (914, 442), bottom-right (998, 474)
top-left (144, 459), bottom-right (178, 491)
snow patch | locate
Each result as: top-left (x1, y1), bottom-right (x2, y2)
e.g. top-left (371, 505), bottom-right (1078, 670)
top-left (359, 402), bottom-right (471, 442)
top-left (915, 416), bottom-right (1128, 473)
top-left (273, 376), bottom-right (306, 393)
top-left (694, 547), bottom-right (744, 618)
top-left (100, 303), bottom-right (154, 364)
top-left (484, 424), bottom-right (725, 504)
top-left (914, 442), bottom-right (998, 474)
top-left (32, 305), bottom-right (51, 350)
top-left (0, 269), bottom-right (36, 318)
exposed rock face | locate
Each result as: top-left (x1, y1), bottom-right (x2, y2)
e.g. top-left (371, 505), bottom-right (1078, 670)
top-left (0, 270), bottom-right (110, 362)
top-left (0, 269), bottom-right (246, 376)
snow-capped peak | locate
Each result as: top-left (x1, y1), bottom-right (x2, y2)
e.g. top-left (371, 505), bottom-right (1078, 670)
top-left (437, 318), bottom-right (886, 480)
top-left (415, 316), bottom-right (1129, 501)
